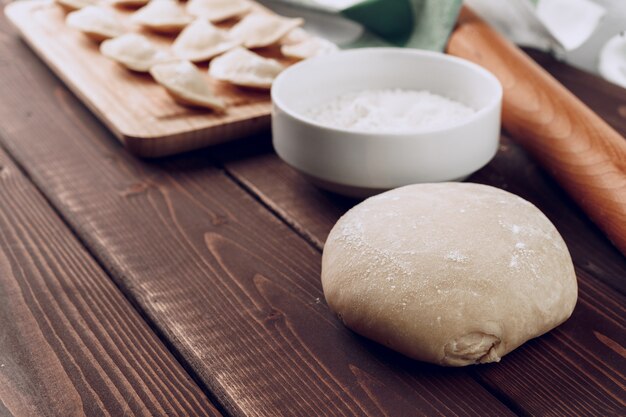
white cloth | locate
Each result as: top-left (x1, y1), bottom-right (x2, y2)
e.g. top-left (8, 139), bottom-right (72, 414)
top-left (464, 0), bottom-right (606, 53)
top-left (464, 0), bottom-right (626, 88)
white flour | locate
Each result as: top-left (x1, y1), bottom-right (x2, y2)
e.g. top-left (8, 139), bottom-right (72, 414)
top-left (306, 89), bottom-right (475, 133)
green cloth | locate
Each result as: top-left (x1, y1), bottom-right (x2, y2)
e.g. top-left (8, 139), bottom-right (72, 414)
top-left (271, 0), bottom-right (462, 51)
top-left (342, 0), bottom-right (462, 51)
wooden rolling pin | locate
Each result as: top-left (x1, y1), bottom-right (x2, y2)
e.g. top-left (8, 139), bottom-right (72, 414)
top-left (446, 7), bottom-right (626, 256)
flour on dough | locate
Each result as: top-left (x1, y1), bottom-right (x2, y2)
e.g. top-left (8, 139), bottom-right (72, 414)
top-left (322, 183), bottom-right (577, 366)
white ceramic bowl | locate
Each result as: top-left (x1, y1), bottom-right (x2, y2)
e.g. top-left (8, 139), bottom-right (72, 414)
top-left (271, 48), bottom-right (502, 197)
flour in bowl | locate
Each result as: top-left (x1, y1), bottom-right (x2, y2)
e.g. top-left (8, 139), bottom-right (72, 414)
top-left (306, 89), bottom-right (475, 133)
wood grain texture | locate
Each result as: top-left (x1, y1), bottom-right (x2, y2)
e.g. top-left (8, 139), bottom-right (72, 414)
top-left (0, 146), bottom-right (221, 416)
top-left (217, 66), bottom-right (626, 416)
top-left (4, 0), bottom-right (296, 157)
top-left (0, 14), bottom-right (516, 417)
top-left (447, 7), bottom-right (626, 256)
top-left (522, 49), bottom-right (626, 133)
top-left (221, 144), bottom-right (626, 417)
top-left (2, 5), bottom-right (625, 417)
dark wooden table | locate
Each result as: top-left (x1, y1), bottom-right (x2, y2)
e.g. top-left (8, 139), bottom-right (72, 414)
top-left (1, 6), bottom-right (625, 415)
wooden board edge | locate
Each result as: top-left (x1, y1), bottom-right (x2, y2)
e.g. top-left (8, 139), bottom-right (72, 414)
top-left (124, 114), bottom-right (271, 158)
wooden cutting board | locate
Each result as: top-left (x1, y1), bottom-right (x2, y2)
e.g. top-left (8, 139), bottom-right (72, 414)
top-left (5, 0), bottom-right (294, 157)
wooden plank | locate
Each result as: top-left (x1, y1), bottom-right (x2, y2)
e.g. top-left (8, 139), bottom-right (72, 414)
top-left (218, 134), bottom-right (626, 295)
top-left (5, 0), bottom-right (297, 157)
top-left (0, 142), bottom-right (221, 416)
top-left (0, 17), bottom-right (515, 417)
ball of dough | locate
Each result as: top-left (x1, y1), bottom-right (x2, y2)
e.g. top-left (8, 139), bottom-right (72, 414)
top-left (321, 183), bottom-right (577, 366)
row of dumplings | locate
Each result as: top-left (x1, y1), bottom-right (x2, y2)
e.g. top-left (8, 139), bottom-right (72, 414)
top-left (60, 0), bottom-right (338, 112)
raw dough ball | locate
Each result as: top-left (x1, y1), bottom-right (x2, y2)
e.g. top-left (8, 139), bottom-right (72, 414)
top-left (321, 183), bottom-right (577, 366)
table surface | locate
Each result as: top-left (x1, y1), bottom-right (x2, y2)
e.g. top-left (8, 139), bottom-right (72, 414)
top-left (1, 4), bottom-right (625, 416)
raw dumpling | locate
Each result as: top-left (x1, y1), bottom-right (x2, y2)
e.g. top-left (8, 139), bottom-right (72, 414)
top-left (100, 33), bottom-right (172, 72)
top-left (172, 19), bottom-right (240, 62)
top-left (280, 27), bottom-right (309, 45)
top-left (209, 47), bottom-right (283, 89)
top-left (56, 0), bottom-right (98, 12)
top-left (281, 37), bottom-right (338, 60)
top-left (132, 0), bottom-right (193, 34)
top-left (187, 0), bottom-right (250, 22)
top-left (110, 0), bottom-right (149, 8)
top-left (229, 14), bottom-right (303, 49)
top-left (66, 6), bottom-right (124, 41)
top-left (150, 60), bottom-right (226, 111)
